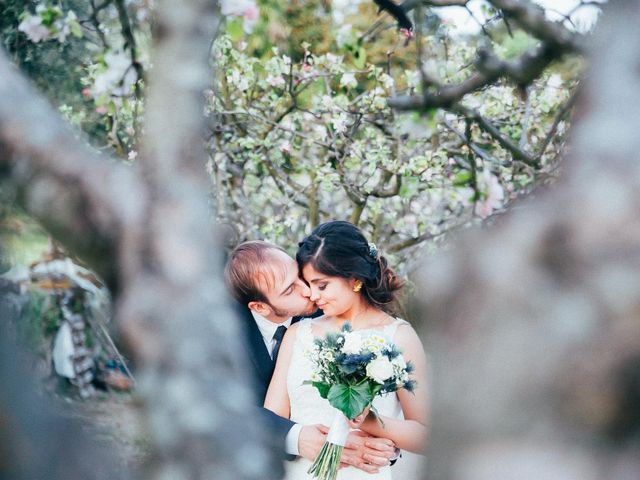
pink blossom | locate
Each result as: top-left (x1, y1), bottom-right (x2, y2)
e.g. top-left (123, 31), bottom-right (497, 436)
top-left (400, 28), bottom-right (414, 39)
top-left (95, 105), bottom-right (108, 115)
top-left (475, 171), bottom-right (504, 218)
top-left (280, 141), bottom-right (291, 154)
top-left (243, 4), bottom-right (259, 21)
top-left (82, 88), bottom-right (91, 97)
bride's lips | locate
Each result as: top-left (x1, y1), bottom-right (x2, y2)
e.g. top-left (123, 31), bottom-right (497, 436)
top-left (315, 302), bottom-right (327, 309)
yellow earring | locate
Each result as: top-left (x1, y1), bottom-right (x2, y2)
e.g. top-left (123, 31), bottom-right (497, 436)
top-left (353, 280), bottom-right (363, 292)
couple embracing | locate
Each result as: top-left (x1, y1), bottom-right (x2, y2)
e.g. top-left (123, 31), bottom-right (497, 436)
top-left (225, 221), bottom-right (428, 479)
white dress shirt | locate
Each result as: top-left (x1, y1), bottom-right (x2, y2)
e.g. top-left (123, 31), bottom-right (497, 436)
top-left (250, 311), bottom-right (302, 455)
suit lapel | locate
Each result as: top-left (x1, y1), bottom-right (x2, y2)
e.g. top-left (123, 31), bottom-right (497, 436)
top-left (236, 303), bottom-right (273, 387)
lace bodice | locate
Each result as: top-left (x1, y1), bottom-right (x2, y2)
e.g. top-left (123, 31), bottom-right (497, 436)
top-left (285, 317), bottom-right (409, 480)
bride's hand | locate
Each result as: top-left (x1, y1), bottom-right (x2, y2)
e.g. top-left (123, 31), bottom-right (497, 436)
top-left (347, 407), bottom-right (370, 429)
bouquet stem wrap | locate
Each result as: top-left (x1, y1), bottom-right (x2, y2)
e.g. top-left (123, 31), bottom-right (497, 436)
top-left (307, 410), bottom-right (350, 480)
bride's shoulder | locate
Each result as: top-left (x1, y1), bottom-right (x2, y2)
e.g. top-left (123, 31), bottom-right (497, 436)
top-left (289, 316), bottom-right (318, 335)
top-left (393, 320), bottom-right (422, 348)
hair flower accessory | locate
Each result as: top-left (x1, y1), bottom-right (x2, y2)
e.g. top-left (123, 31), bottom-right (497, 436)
top-left (368, 242), bottom-right (378, 259)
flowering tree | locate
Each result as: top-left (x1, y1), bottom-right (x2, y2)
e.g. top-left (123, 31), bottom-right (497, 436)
top-left (5, 0), bottom-right (587, 273)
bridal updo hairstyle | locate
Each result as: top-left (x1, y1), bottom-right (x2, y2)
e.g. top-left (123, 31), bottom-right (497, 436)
top-left (296, 221), bottom-right (403, 314)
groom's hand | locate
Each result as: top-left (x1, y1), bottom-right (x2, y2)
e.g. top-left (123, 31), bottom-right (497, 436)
top-left (297, 424), bottom-right (328, 461)
top-left (340, 430), bottom-right (396, 473)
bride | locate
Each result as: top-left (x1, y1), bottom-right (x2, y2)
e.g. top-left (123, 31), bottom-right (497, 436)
top-left (265, 221), bottom-right (429, 479)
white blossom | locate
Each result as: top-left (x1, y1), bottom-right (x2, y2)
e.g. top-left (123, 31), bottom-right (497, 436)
top-left (18, 15), bottom-right (50, 43)
top-left (93, 51), bottom-right (133, 96)
top-left (331, 113), bottom-right (349, 134)
top-left (321, 95), bottom-right (334, 110)
top-left (380, 73), bottom-right (395, 90)
top-left (229, 70), bottom-right (250, 91)
top-left (340, 72), bottom-right (357, 88)
top-left (266, 74), bottom-right (285, 88)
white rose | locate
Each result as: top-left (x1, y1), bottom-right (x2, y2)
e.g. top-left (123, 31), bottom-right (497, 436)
top-left (366, 357), bottom-right (395, 384)
top-left (341, 332), bottom-right (363, 355)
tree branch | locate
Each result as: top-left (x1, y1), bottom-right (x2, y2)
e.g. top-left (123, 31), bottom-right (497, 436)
top-left (452, 103), bottom-right (538, 166)
top-left (389, 41), bottom-right (567, 110)
top-left (536, 88), bottom-right (579, 161)
top-left (402, 0), bottom-right (471, 9)
top-left (0, 51), bottom-right (144, 289)
top-left (489, 0), bottom-right (583, 53)
top-left (113, 0), bottom-right (144, 96)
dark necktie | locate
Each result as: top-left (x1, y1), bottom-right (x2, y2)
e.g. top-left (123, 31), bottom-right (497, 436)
top-left (271, 325), bottom-right (287, 362)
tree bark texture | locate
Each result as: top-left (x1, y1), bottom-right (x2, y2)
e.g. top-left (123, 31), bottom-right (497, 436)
top-left (416, 2), bottom-right (640, 479)
top-left (1, 1), bottom-right (282, 479)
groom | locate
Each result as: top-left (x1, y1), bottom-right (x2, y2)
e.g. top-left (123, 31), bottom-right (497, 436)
top-left (225, 240), bottom-right (396, 473)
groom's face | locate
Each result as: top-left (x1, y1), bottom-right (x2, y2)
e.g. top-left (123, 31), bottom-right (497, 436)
top-left (251, 249), bottom-right (316, 322)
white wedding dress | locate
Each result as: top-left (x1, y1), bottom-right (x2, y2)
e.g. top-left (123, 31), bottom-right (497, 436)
top-left (285, 317), bottom-right (409, 480)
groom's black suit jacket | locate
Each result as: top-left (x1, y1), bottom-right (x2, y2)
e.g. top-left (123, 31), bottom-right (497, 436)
top-left (234, 301), bottom-right (304, 452)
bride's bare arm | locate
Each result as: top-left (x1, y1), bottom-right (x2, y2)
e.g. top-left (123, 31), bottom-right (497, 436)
top-left (263, 322), bottom-right (299, 418)
top-left (357, 324), bottom-right (429, 454)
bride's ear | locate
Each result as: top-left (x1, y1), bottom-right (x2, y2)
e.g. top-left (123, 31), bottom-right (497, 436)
top-left (248, 301), bottom-right (270, 316)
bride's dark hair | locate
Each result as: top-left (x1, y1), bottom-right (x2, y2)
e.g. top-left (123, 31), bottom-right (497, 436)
top-left (296, 221), bottom-right (403, 314)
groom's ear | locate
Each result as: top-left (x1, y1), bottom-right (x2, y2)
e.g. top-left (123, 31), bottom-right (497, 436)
top-left (248, 301), bottom-right (270, 316)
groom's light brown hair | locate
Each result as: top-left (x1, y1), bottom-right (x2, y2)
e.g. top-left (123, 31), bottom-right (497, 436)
top-left (225, 240), bottom-right (287, 305)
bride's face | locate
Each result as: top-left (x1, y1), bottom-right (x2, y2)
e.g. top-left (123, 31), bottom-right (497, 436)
top-left (302, 263), bottom-right (358, 317)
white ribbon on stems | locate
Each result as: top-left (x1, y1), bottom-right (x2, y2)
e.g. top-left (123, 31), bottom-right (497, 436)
top-left (326, 410), bottom-right (351, 446)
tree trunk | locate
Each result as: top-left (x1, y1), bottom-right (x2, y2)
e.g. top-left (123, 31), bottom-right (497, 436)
top-left (0, 1), bottom-right (283, 479)
top-left (416, 2), bottom-right (640, 478)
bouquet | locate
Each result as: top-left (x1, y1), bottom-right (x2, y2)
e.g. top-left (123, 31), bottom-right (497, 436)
top-left (304, 323), bottom-right (415, 480)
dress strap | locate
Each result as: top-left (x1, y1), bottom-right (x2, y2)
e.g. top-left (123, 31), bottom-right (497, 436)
top-left (384, 318), bottom-right (410, 340)
top-left (295, 318), bottom-right (316, 346)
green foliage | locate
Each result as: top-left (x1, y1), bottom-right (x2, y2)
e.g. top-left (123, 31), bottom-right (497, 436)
top-left (18, 289), bottom-right (63, 354)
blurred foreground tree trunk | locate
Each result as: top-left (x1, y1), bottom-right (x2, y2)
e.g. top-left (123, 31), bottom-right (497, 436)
top-left (0, 0), bottom-right (281, 479)
top-left (415, 2), bottom-right (640, 479)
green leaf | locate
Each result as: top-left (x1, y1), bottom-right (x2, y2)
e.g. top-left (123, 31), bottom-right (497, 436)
top-left (327, 382), bottom-right (373, 420)
top-left (311, 381), bottom-right (331, 399)
top-left (227, 17), bottom-right (244, 42)
top-left (353, 47), bottom-right (366, 69)
top-left (69, 19), bottom-right (83, 38)
top-left (453, 170), bottom-right (472, 186)
top-left (399, 175), bottom-right (419, 198)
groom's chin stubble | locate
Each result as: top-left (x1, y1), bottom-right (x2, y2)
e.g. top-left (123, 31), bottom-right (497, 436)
top-left (302, 304), bottom-right (317, 316)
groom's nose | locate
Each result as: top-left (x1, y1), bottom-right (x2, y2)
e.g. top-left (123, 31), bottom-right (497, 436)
top-left (299, 280), bottom-right (311, 298)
